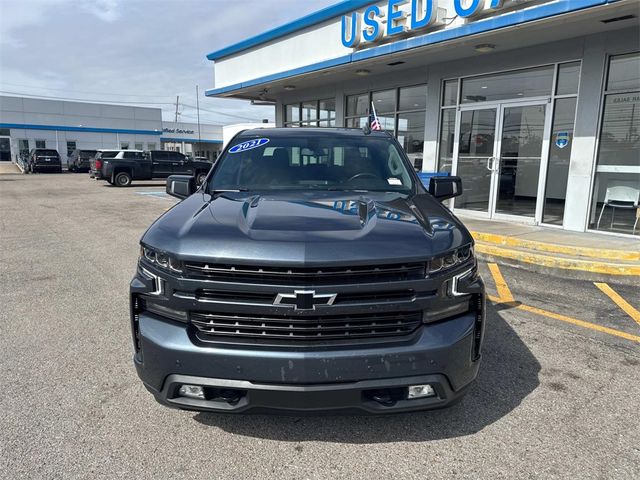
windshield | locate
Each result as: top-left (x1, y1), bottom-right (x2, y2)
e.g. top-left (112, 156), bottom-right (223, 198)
top-left (36, 150), bottom-right (59, 157)
top-left (80, 150), bottom-right (97, 159)
top-left (209, 133), bottom-right (414, 193)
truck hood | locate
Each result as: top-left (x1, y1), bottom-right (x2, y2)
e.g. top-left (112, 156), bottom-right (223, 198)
top-left (142, 190), bottom-right (472, 265)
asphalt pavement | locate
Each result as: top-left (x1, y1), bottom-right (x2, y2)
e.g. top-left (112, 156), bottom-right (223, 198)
top-left (1, 174), bottom-right (638, 479)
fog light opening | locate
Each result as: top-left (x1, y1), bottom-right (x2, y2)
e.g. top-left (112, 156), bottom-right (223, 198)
top-left (407, 384), bottom-right (436, 399)
top-left (179, 384), bottom-right (205, 400)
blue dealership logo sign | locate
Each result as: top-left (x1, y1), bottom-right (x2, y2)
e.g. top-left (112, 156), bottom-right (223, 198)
top-left (229, 138), bottom-right (270, 154)
top-left (555, 132), bottom-right (569, 149)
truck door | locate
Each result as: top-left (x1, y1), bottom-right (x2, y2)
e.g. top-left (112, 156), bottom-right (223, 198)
top-left (169, 152), bottom-right (194, 175)
top-left (151, 151), bottom-right (172, 178)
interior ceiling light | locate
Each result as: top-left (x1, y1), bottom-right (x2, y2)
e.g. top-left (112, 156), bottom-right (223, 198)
top-left (355, 69), bottom-right (371, 76)
top-left (283, 85), bottom-right (296, 91)
top-left (474, 43), bottom-right (496, 53)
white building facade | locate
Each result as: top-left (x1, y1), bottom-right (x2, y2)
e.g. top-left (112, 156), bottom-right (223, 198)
top-left (160, 121), bottom-right (222, 160)
top-left (0, 96), bottom-right (223, 164)
top-left (205, 0), bottom-right (640, 237)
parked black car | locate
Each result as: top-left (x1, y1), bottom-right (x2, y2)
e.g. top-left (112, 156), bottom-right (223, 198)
top-left (91, 149), bottom-right (212, 187)
top-left (68, 149), bottom-right (98, 173)
top-left (28, 148), bottom-right (62, 173)
top-left (131, 128), bottom-right (485, 414)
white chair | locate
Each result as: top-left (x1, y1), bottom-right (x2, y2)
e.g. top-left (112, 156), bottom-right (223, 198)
top-left (596, 184), bottom-right (640, 233)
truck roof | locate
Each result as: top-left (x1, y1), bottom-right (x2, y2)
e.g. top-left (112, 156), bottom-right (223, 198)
top-left (235, 127), bottom-right (393, 139)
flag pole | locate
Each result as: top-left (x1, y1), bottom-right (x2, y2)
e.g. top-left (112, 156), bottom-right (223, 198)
top-left (371, 101), bottom-right (379, 128)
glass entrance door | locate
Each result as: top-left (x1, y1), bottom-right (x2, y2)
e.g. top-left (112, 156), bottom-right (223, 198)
top-left (454, 108), bottom-right (497, 213)
top-left (0, 137), bottom-right (11, 162)
top-left (495, 104), bottom-right (547, 218)
top-left (453, 101), bottom-right (550, 222)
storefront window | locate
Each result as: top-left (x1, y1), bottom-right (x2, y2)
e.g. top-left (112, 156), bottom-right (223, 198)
top-left (66, 141), bottom-right (76, 156)
top-left (372, 89), bottom-right (396, 114)
top-left (135, 142), bottom-right (143, 150)
top-left (399, 85), bottom-right (427, 111)
top-left (345, 85), bottom-right (427, 168)
top-left (35, 140), bottom-right (46, 149)
top-left (285, 104), bottom-right (300, 123)
top-left (442, 80), bottom-right (458, 107)
top-left (607, 53), bottom-right (640, 91)
top-left (147, 143), bottom-right (156, 150)
top-left (18, 139), bottom-right (29, 156)
top-left (285, 98), bottom-right (335, 127)
top-left (556, 62), bottom-right (581, 95)
top-left (437, 109), bottom-right (456, 173)
top-left (542, 97), bottom-right (577, 225)
top-left (346, 94), bottom-right (368, 116)
top-left (461, 65), bottom-right (554, 103)
top-left (590, 53), bottom-right (640, 235)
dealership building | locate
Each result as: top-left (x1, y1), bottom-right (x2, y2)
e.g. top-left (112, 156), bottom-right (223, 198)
top-left (205, 0), bottom-right (639, 237)
top-left (0, 95), bottom-right (223, 164)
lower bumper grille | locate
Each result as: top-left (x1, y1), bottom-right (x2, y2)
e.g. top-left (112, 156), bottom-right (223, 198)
top-left (191, 311), bottom-right (422, 341)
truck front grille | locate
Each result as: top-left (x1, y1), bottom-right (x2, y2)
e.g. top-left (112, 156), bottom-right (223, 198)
top-left (191, 311), bottom-right (422, 341)
top-left (183, 261), bottom-right (426, 285)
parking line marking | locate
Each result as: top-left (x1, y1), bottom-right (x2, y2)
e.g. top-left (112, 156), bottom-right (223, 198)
top-left (517, 304), bottom-right (640, 343)
top-left (594, 282), bottom-right (640, 327)
top-left (487, 263), bottom-right (514, 303)
top-left (485, 265), bottom-right (640, 343)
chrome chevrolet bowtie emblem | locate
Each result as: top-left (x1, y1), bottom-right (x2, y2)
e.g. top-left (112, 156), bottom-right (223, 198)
top-left (274, 290), bottom-right (337, 310)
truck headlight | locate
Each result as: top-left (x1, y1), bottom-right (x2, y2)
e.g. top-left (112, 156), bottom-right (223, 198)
top-left (428, 245), bottom-right (474, 275)
top-left (140, 245), bottom-right (183, 273)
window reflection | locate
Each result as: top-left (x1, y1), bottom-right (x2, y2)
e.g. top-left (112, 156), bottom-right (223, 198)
top-left (461, 66), bottom-right (554, 103)
top-left (590, 53), bottom-right (640, 235)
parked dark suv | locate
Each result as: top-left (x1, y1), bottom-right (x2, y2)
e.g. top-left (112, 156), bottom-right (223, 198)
top-left (68, 149), bottom-right (97, 173)
top-left (131, 128), bottom-right (485, 414)
top-left (28, 148), bottom-right (62, 173)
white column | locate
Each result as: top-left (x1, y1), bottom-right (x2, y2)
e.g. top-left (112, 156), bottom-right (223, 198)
top-left (562, 35), bottom-right (606, 232)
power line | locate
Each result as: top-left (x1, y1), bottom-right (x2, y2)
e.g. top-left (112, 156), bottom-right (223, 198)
top-left (0, 90), bottom-right (175, 105)
top-left (0, 82), bottom-right (177, 99)
top-left (181, 102), bottom-right (265, 121)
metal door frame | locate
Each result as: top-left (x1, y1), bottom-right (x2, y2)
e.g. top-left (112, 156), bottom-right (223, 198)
top-left (451, 97), bottom-right (553, 224)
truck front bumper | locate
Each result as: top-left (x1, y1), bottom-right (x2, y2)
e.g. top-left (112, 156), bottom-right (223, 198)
top-left (133, 306), bottom-right (484, 414)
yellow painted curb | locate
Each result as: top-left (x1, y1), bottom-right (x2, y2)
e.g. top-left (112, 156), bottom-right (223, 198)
top-left (476, 243), bottom-right (640, 276)
top-left (471, 231), bottom-right (640, 261)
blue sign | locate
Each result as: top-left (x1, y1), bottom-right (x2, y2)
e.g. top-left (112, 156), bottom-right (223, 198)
top-left (418, 171), bottom-right (449, 188)
top-left (229, 138), bottom-right (269, 154)
top-left (555, 132), bottom-right (569, 149)
top-left (341, 0), bottom-right (518, 48)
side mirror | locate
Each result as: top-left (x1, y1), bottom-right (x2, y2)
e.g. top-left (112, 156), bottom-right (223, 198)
top-left (428, 176), bottom-right (463, 201)
top-left (166, 175), bottom-right (196, 199)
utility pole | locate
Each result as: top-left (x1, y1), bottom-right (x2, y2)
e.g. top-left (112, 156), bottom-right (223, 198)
top-left (196, 85), bottom-right (202, 146)
top-left (174, 95), bottom-right (179, 123)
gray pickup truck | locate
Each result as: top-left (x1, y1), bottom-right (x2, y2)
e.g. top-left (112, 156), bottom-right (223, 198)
top-left (131, 127), bottom-right (485, 414)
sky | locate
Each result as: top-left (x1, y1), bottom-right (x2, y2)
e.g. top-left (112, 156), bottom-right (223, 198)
top-left (0, 0), bottom-right (337, 126)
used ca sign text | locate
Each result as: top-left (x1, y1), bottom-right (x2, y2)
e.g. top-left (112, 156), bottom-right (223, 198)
top-left (342, 0), bottom-right (518, 49)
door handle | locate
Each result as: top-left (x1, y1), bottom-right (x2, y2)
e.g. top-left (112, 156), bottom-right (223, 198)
top-left (486, 157), bottom-right (494, 171)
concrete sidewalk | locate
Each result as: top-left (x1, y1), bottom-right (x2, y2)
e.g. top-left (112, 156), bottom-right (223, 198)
top-left (0, 162), bottom-right (21, 174)
top-left (459, 216), bottom-right (640, 285)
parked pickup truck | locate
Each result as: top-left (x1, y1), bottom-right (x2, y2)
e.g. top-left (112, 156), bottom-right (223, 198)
top-left (91, 149), bottom-right (212, 187)
top-left (131, 127), bottom-right (485, 414)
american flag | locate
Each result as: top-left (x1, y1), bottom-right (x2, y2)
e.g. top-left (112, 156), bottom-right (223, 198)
top-left (369, 103), bottom-right (381, 130)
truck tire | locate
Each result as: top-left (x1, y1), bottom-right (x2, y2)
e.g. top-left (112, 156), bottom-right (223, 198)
top-left (196, 171), bottom-right (207, 185)
top-left (114, 171), bottom-right (132, 187)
